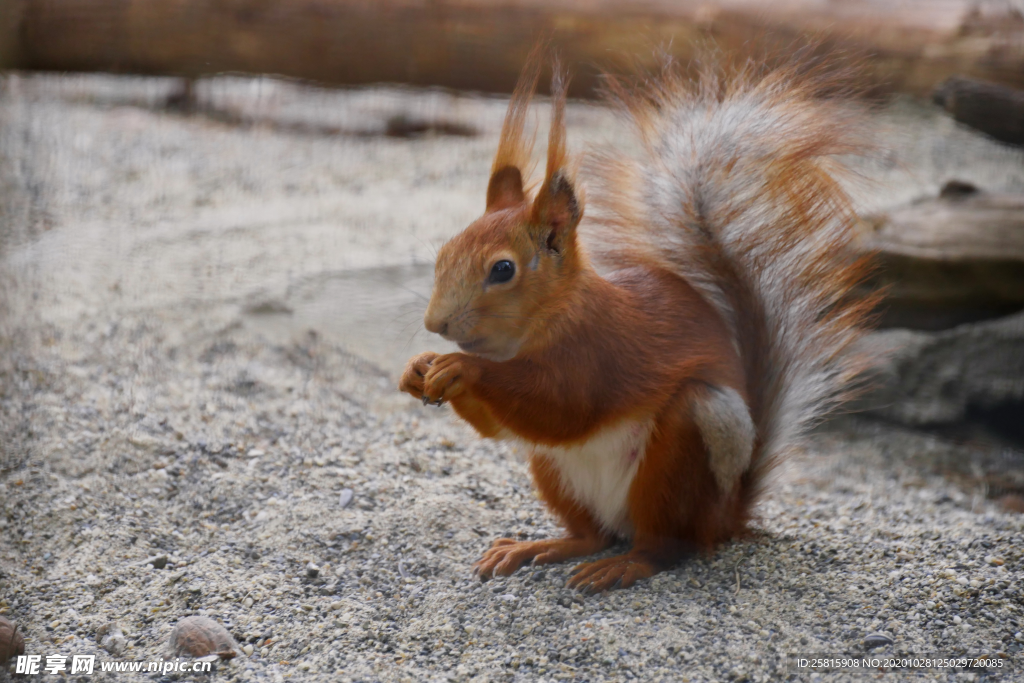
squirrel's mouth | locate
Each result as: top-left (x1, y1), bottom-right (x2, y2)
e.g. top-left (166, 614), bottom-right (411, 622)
top-left (457, 337), bottom-right (520, 362)
top-left (456, 338), bottom-right (487, 353)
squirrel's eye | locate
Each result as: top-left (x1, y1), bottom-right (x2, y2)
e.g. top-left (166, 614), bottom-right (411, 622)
top-left (488, 260), bottom-right (516, 284)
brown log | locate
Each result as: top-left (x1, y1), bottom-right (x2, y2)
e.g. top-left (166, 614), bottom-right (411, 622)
top-left (934, 77), bottom-right (1024, 146)
top-left (2, 0), bottom-right (1024, 97)
top-left (858, 185), bottom-right (1024, 330)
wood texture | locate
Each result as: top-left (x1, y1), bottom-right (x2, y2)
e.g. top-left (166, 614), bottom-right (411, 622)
top-left (859, 187), bottom-right (1024, 329)
top-left (2, 0), bottom-right (1024, 96)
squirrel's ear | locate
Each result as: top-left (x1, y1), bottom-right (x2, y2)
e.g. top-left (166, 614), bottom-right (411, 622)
top-left (486, 165), bottom-right (526, 212)
top-left (532, 172), bottom-right (581, 254)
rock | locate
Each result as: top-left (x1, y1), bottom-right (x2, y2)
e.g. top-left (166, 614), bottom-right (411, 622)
top-left (306, 562), bottom-right (320, 579)
top-left (243, 643), bottom-right (254, 657)
top-left (146, 555), bottom-right (169, 570)
top-left (855, 312), bottom-right (1024, 427)
top-left (0, 616), bottom-right (25, 665)
top-left (863, 632), bottom-right (893, 649)
top-left (167, 616), bottom-right (241, 660)
top-left (97, 623), bottom-right (127, 656)
top-left (339, 489), bottom-right (354, 508)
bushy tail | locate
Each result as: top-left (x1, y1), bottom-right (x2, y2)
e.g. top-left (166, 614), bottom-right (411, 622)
top-left (586, 59), bottom-right (879, 517)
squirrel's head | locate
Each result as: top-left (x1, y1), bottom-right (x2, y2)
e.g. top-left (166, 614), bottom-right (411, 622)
top-left (424, 58), bottom-right (583, 362)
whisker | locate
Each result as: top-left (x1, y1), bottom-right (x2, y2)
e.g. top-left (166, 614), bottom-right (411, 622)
top-left (399, 226), bottom-right (443, 262)
top-left (394, 283), bottom-right (431, 303)
top-left (387, 306), bottom-right (427, 325)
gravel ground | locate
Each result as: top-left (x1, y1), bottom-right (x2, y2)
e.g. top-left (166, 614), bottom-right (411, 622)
top-left (1, 74), bottom-right (1023, 682)
top-left (1, 316), bottom-right (1022, 682)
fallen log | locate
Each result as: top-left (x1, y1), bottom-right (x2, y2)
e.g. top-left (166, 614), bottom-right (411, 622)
top-left (1, 0), bottom-right (1024, 97)
top-left (858, 184), bottom-right (1024, 330)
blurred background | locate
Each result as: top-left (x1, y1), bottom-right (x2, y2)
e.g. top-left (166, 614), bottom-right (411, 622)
top-left (0, 0), bottom-right (1023, 675)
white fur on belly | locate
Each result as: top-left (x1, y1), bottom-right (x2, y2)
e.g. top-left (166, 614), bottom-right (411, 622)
top-left (526, 419), bottom-right (654, 538)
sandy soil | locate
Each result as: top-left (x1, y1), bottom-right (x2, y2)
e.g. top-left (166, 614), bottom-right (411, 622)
top-left (0, 73), bottom-right (1022, 682)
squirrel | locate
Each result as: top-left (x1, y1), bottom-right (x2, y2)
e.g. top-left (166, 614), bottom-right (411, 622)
top-left (399, 54), bottom-right (877, 592)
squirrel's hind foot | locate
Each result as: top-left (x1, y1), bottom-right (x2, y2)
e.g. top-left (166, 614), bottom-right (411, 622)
top-left (568, 551), bottom-right (665, 593)
top-left (473, 536), bottom-right (611, 580)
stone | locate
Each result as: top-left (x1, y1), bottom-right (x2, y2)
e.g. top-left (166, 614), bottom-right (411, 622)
top-left (0, 616), bottom-right (25, 665)
top-left (862, 632), bottom-right (893, 649)
top-left (167, 616), bottom-right (241, 660)
top-left (97, 623), bottom-right (128, 655)
top-left (146, 555), bottom-right (169, 570)
top-left (855, 312), bottom-right (1024, 427)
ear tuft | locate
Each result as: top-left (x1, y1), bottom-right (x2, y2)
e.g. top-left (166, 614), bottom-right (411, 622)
top-left (530, 59), bottom-right (580, 256)
top-left (486, 165), bottom-right (526, 212)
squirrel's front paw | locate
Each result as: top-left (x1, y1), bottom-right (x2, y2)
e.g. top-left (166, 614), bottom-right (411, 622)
top-left (399, 351), bottom-right (439, 401)
top-left (422, 353), bottom-right (478, 405)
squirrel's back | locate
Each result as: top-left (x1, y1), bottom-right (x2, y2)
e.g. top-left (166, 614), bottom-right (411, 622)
top-left (586, 60), bottom-right (878, 520)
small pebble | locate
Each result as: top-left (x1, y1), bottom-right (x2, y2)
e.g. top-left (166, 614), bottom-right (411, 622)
top-left (146, 555), bottom-right (169, 570)
top-left (863, 632), bottom-right (893, 649)
top-left (243, 644), bottom-right (254, 657)
top-left (97, 623), bottom-right (127, 656)
top-left (339, 489), bottom-right (354, 508)
top-left (306, 562), bottom-right (320, 579)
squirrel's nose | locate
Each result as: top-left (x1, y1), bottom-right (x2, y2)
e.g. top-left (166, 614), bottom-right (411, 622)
top-left (424, 315), bottom-right (448, 337)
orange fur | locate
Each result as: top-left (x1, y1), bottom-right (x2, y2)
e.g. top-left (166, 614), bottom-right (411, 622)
top-left (399, 52), bottom-right (877, 591)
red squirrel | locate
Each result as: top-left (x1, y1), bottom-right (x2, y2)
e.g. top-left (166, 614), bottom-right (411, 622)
top-left (399, 56), bottom-right (876, 592)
